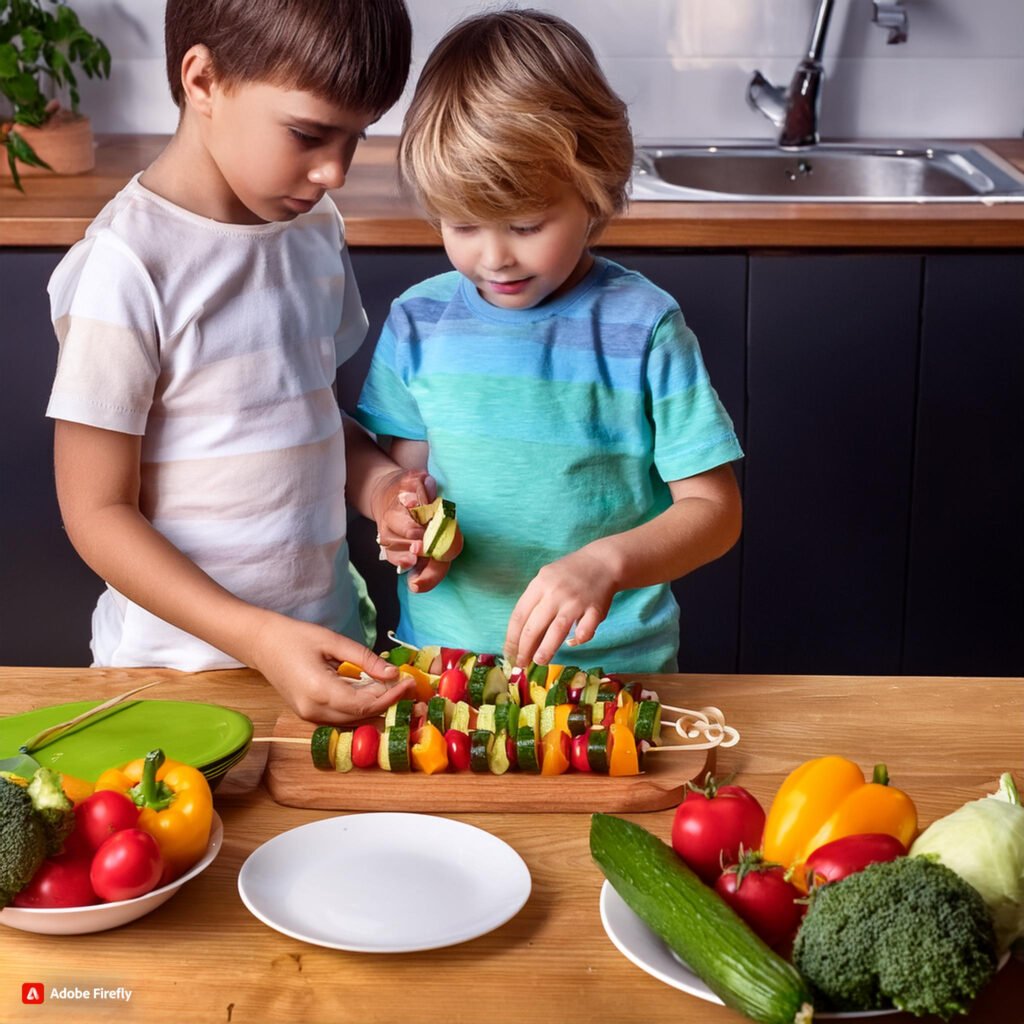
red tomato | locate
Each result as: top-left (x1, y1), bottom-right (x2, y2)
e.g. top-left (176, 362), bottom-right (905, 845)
top-left (90, 829), bottom-right (163, 902)
top-left (75, 789), bottom-right (140, 851)
top-left (350, 724), bottom-right (380, 769)
top-left (671, 778), bottom-right (766, 884)
top-left (444, 729), bottom-right (471, 771)
top-left (804, 833), bottom-right (906, 888)
top-left (714, 856), bottom-right (805, 950)
top-left (570, 732), bottom-right (592, 772)
top-left (437, 668), bottom-right (468, 703)
top-left (12, 854), bottom-right (98, 908)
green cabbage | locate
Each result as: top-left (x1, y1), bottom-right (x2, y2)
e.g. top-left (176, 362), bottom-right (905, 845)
top-left (910, 773), bottom-right (1024, 953)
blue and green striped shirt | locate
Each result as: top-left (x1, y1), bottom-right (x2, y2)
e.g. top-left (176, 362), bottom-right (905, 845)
top-left (356, 257), bottom-right (742, 672)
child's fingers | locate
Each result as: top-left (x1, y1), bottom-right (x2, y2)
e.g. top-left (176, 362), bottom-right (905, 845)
top-left (566, 607), bottom-right (603, 648)
top-left (407, 556), bottom-right (452, 594)
top-left (324, 638), bottom-right (398, 682)
top-left (530, 612), bottom-right (575, 667)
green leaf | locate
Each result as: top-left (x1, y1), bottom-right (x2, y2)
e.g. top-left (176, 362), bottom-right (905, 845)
top-left (6, 69), bottom-right (44, 106)
top-left (0, 42), bottom-right (18, 78)
top-left (8, 126), bottom-right (51, 169)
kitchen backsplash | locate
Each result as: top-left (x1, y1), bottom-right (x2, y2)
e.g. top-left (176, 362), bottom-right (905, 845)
top-left (52, 0), bottom-right (1024, 140)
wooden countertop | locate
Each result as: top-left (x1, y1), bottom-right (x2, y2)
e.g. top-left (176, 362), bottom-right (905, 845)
top-left (3, 136), bottom-right (1024, 249)
top-left (1, 667), bottom-right (1021, 1023)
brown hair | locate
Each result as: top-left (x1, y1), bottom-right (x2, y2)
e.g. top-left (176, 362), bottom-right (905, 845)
top-left (165, 0), bottom-right (412, 115)
top-left (399, 8), bottom-right (633, 229)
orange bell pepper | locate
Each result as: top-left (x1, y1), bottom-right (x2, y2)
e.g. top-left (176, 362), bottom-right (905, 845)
top-left (336, 661), bottom-right (364, 679)
top-left (553, 704), bottom-right (574, 737)
top-left (544, 664), bottom-right (565, 688)
top-left (59, 772), bottom-right (94, 806)
top-left (410, 723), bottom-right (448, 775)
top-left (399, 664), bottom-right (437, 702)
top-left (763, 755), bottom-right (917, 888)
top-left (541, 729), bottom-right (570, 775)
top-left (96, 748), bottom-right (213, 886)
top-left (609, 723), bottom-right (639, 776)
top-left (613, 690), bottom-right (635, 728)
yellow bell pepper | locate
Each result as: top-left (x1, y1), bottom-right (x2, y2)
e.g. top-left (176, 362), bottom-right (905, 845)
top-left (96, 749), bottom-right (213, 886)
top-left (763, 755), bottom-right (917, 888)
top-left (410, 723), bottom-right (448, 775)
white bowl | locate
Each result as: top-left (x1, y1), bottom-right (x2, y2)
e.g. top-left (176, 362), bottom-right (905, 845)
top-left (0, 812), bottom-right (223, 935)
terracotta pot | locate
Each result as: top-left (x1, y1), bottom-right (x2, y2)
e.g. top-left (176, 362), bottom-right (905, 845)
top-left (2, 108), bottom-right (95, 177)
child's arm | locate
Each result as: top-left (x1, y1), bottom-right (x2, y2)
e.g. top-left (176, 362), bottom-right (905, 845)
top-left (504, 463), bottom-right (742, 667)
top-left (54, 420), bottom-right (414, 723)
top-left (350, 432), bottom-right (463, 594)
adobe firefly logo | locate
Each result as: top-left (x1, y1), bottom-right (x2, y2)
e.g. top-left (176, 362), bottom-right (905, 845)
top-left (22, 982), bottom-right (45, 1004)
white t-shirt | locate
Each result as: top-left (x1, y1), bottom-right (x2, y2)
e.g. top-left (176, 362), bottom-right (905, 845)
top-left (46, 174), bottom-right (368, 670)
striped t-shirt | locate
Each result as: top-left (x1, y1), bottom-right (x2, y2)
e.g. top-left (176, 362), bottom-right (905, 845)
top-left (356, 257), bottom-right (743, 673)
top-left (46, 174), bottom-right (369, 670)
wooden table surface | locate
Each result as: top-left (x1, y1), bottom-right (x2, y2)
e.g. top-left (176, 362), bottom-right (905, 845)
top-left (3, 136), bottom-right (1024, 248)
top-left (1, 667), bottom-right (1021, 1024)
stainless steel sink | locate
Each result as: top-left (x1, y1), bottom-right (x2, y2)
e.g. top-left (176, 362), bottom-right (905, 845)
top-left (630, 143), bottom-right (1024, 203)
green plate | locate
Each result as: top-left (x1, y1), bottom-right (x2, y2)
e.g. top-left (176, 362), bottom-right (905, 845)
top-left (0, 700), bottom-right (253, 783)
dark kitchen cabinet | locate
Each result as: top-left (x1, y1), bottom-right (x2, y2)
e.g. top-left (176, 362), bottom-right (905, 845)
top-left (903, 254), bottom-right (1024, 676)
top-left (3, 246), bottom-right (1021, 677)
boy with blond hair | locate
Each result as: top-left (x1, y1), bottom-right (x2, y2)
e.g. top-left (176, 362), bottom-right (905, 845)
top-left (363, 9), bottom-right (744, 673)
top-left (47, 0), bottom-right (424, 722)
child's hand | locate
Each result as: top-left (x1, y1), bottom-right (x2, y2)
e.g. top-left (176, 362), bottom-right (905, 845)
top-left (246, 611), bottom-right (416, 724)
top-left (371, 467), bottom-right (463, 594)
top-left (504, 547), bottom-right (617, 667)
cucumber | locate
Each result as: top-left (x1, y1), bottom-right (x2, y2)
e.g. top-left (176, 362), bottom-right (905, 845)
top-left (633, 701), bottom-right (662, 744)
top-left (334, 730), bottom-right (354, 772)
top-left (384, 699), bottom-right (414, 729)
top-left (515, 726), bottom-right (540, 773)
top-left (580, 676), bottom-right (601, 705)
top-left (590, 814), bottom-right (813, 1024)
top-left (476, 704), bottom-right (497, 733)
top-left (595, 681), bottom-right (619, 703)
top-left (419, 498), bottom-right (458, 558)
top-left (387, 725), bottom-right (411, 772)
top-left (427, 695), bottom-right (447, 733)
top-left (494, 701), bottom-right (519, 738)
top-left (310, 726), bottom-right (338, 770)
top-left (468, 663), bottom-right (491, 705)
top-left (469, 729), bottom-right (492, 772)
top-left (567, 705), bottom-right (589, 737)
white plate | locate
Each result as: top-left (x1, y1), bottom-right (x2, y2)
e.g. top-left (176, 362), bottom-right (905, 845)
top-left (600, 880), bottom-right (897, 1020)
top-left (0, 812), bottom-right (223, 936)
top-left (237, 812), bottom-right (531, 952)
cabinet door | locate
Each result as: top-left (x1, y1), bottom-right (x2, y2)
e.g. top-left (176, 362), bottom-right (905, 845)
top-left (0, 249), bottom-right (100, 666)
top-left (904, 254), bottom-right (1024, 676)
top-left (604, 251), bottom-right (747, 672)
top-left (742, 254), bottom-right (921, 674)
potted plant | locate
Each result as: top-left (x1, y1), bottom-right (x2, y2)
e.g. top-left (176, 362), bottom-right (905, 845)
top-left (0, 0), bottom-right (110, 190)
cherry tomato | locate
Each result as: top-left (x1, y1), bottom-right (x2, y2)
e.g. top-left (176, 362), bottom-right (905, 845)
top-left (570, 732), bottom-right (592, 772)
top-left (90, 828), bottom-right (164, 902)
top-left (350, 724), bottom-right (380, 769)
top-left (444, 729), bottom-right (471, 771)
top-left (804, 833), bottom-right (906, 888)
top-left (437, 668), bottom-right (468, 703)
top-left (75, 789), bottom-right (140, 851)
top-left (671, 777), bottom-right (766, 884)
top-left (12, 854), bottom-right (98, 908)
top-left (714, 854), bottom-right (805, 950)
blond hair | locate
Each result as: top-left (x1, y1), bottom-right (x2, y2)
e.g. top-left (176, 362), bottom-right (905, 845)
top-left (399, 8), bottom-right (632, 228)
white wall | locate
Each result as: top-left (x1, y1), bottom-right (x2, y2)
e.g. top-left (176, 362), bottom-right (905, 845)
top-left (42, 0), bottom-right (1024, 140)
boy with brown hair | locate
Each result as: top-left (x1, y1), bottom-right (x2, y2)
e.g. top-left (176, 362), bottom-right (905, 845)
top-left (46, 0), bottom-right (425, 722)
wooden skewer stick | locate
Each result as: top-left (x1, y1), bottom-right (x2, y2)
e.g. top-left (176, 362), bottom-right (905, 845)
top-left (19, 679), bottom-right (164, 754)
top-left (252, 736), bottom-right (312, 745)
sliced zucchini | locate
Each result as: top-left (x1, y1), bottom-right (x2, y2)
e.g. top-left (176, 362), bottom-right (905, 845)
top-left (427, 695), bottom-right (447, 733)
top-left (567, 705), bottom-right (590, 737)
top-left (580, 676), bottom-right (601, 705)
top-left (413, 644), bottom-right (441, 673)
top-left (384, 699), bottom-right (414, 729)
top-left (334, 730), bottom-right (354, 773)
top-left (518, 703), bottom-right (539, 735)
top-left (481, 666), bottom-right (509, 704)
top-left (633, 701), bottom-right (662, 745)
top-left (494, 701), bottom-right (519, 738)
top-left (310, 726), bottom-right (338, 770)
top-left (476, 704), bottom-right (497, 733)
top-left (469, 730), bottom-right (492, 773)
top-left (539, 705), bottom-right (556, 740)
top-left (468, 663), bottom-right (491, 705)
top-left (487, 730), bottom-right (511, 775)
top-left (387, 724), bottom-right (411, 772)
top-left (587, 726), bottom-right (611, 773)
top-left (516, 726), bottom-right (540, 773)
top-left (378, 728), bottom-right (392, 770)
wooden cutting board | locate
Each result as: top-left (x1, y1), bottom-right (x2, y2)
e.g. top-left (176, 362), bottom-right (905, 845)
top-left (264, 710), bottom-right (714, 813)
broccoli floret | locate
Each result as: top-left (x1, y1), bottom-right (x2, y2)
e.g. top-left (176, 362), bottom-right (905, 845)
top-left (793, 856), bottom-right (998, 1020)
top-left (0, 777), bottom-right (48, 909)
top-left (26, 766), bottom-right (74, 855)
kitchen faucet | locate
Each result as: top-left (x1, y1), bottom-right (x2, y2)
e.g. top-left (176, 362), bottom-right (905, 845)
top-left (747, 0), bottom-right (908, 149)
